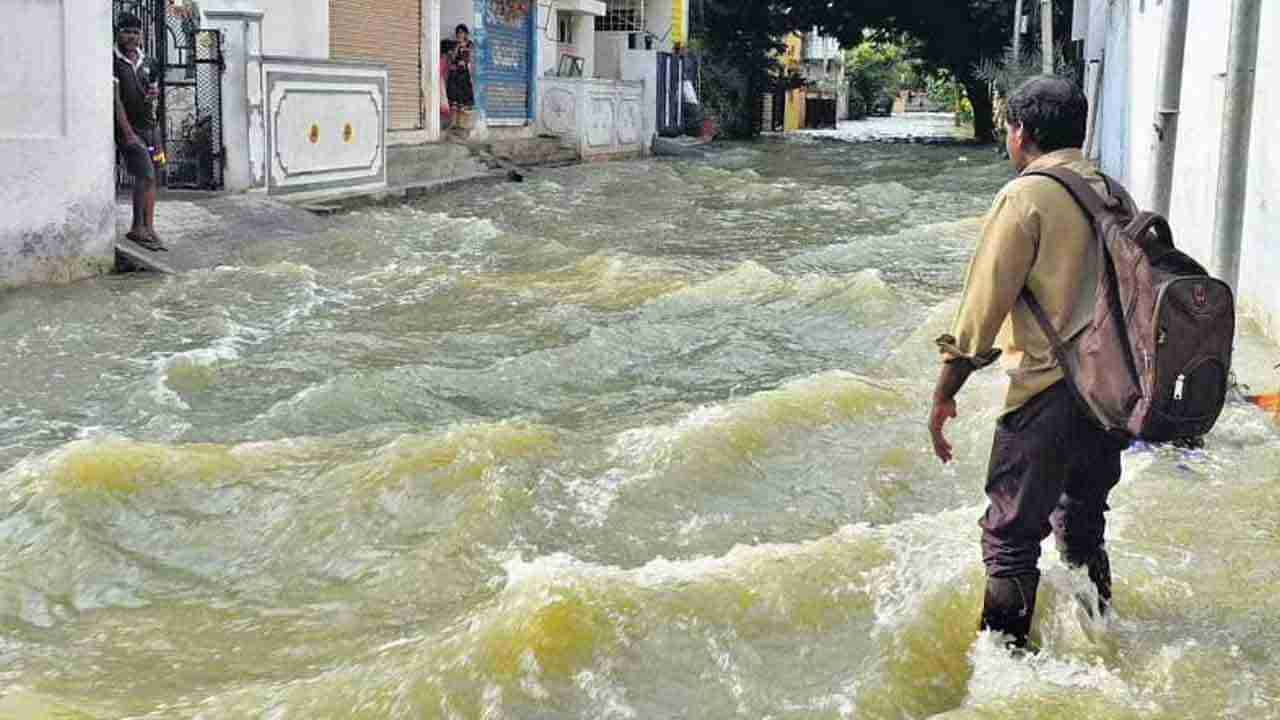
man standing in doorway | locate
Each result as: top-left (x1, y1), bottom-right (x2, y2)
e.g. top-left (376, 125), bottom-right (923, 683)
top-left (113, 12), bottom-right (167, 252)
top-left (928, 76), bottom-right (1126, 650)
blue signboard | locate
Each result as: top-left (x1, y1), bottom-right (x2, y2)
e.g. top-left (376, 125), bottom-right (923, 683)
top-left (475, 0), bottom-right (534, 123)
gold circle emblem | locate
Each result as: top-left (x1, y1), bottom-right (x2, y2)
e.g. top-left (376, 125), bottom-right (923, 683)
top-left (343, 123), bottom-right (354, 143)
top-left (308, 124), bottom-right (320, 144)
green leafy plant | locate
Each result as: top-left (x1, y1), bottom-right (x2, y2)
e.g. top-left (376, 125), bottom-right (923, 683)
top-left (844, 38), bottom-right (916, 120)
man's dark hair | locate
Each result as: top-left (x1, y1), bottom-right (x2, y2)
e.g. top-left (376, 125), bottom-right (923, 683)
top-left (455, 23), bottom-right (470, 35)
top-left (116, 12), bottom-right (143, 32)
top-left (1006, 76), bottom-right (1089, 152)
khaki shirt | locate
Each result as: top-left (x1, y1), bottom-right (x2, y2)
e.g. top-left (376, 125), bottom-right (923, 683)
top-left (938, 148), bottom-right (1108, 414)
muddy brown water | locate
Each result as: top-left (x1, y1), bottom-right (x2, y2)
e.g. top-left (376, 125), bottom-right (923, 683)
top-left (2, 134), bottom-right (1278, 718)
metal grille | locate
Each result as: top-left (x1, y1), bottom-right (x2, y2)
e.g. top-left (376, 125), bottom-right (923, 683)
top-left (163, 29), bottom-right (224, 189)
top-left (113, 0), bottom-right (163, 56)
top-left (656, 52), bottom-right (684, 136)
top-left (596, 0), bottom-right (646, 32)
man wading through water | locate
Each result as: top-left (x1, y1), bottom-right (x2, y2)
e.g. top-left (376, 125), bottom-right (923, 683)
top-left (113, 13), bottom-right (167, 252)
top-left (928, 77), bottom-right (1126, 650)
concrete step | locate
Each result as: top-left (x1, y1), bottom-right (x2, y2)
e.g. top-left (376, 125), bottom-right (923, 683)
top-left (387, 142), bottom-right (487, 187)
top-left (290, 172), bottom-right (509, 215)
top-left (479, 136), bottom-right (578, 167)
top-left (115, 239), bottom-right (176, 275)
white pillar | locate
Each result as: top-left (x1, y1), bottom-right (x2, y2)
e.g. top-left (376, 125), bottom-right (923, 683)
top-left (576, 14), bottom-right (596, 78)
top-left (204, 9), bottom-right (267, 191)
top-left (1041, 0), bottom-right (1055, 74)
top-left (424, 0), bottom-right (442, 141)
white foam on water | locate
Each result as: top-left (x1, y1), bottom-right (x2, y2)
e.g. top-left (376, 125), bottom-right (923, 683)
top-left (562, 467), bottom-right (631, 528)
top-left (963, 632), bottom-right (1145, 710)
top-left (574, 669), bottom-right (637, 720)
top-left (146, 320), bottom-right (254, 409)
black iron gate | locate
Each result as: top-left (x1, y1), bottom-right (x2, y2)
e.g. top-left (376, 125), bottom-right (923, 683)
top-left (656, 52), bottom-right (685, 138)
top-left (162, 24), bottom-right (225, 189)
top-left (112, 0), bottom-right (224, 190)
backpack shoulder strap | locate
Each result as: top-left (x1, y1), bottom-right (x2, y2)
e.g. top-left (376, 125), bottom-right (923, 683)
top-left (1016, 167), bottom-right (1110, 404)
top-left (1020, 287), bottom-right (1088, 406)
top-left (1023, 166), bottom-right (1122, 221)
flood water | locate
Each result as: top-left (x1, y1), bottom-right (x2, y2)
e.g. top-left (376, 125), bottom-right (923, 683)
top-left (2, 128), bottom-right (1279, 718)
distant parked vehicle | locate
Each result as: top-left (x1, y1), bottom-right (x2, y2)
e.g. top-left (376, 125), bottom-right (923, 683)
top-left (869, 94), bottom-right (895, 117)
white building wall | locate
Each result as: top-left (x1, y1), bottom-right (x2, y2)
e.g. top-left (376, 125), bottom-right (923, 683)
top-left (1091, 0), bottom-right (1280, 341)
top-left (539, 6), bottom-right (600, 80)
top-left (441, 0), bottom-right (473, 37)
top-left (203, 0), bottom-right (329, 57)
top-left (596, 32), bottom-right (625, 80)
top-left (538, 5), bottom-right (557, 79)
top-left (575, 15), bottom-right (597, 78)
top-left (1, 0), bottom-right (116, 289)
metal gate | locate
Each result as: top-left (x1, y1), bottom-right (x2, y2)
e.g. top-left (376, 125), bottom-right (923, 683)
top-left (112, 0), bottom-right (224, 189)
top-left (162, 23), bottom-right (225, 189)
top-left (656, 52), bottom-right (685, 137)
top-left (771, 91), bottom-right (786, 132)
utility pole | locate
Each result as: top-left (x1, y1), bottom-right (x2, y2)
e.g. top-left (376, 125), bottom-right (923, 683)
top-left (1148, 0), bottom-right (1191, 217)
top-left (1041, 0), bottom-right (1054, 74)
top-left (1013, 0), bottom-right (1024, 60)
top-left (1212, 0), bottom-right (1263, 293)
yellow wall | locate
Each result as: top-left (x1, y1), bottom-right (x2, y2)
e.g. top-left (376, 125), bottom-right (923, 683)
top-left (765, 33), bottom-right (807, 132)
top-left (782, 33), bottom-right (803, 71)
top-left (784, 88), bottom-right (806, 131)
top-left (671, 0), bottom-right (686, 45)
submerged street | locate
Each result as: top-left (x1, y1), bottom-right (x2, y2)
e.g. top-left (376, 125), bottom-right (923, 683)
top-left (2, 126), bottom-right (1279, 718)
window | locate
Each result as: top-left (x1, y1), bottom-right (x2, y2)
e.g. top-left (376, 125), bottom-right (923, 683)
top-left (595, 0), bottom-right (645, 32)
top-left (557, 12), bottom-right (574, 44)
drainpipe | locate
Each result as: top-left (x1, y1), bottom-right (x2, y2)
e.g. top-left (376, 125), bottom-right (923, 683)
top-left (1041, 0), bottom-right (1054, 74)
top-left (1082, 49), bottom-right (1104, 160)
top-left (1211, 0), bottom-right (1263, 293)
top-left (1013, 0), bottom-right (1025, 60)
top-left (1147, 0), bottom-right (1190, 217)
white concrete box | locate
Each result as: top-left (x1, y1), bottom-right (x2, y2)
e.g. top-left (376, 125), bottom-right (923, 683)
top-left (262, 56), bottom-right (388, 195)
top-left (538, 77), bottom-right (646, 159)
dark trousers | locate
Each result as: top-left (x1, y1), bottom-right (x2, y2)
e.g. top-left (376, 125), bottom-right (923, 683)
top-left (981, 381), bottom-right (1127, 579)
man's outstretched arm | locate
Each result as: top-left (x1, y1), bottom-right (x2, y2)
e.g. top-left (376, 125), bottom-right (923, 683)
top-left (927, 188), bottom-right (1036, 463)
top-left (929, 359), bottom-right (976, 464)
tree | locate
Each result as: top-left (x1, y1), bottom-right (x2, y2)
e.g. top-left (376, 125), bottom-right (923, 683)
top-left (696, 1), bottom-right (1075, 141)
top-left (845, 39), bottom-right (916, 119)
top-left (694, 1), bottom-right (876, 137)
top-left (809, 0), bottom-right (1077, 142)
top-left (692, 0), bottom-right (1077, 142)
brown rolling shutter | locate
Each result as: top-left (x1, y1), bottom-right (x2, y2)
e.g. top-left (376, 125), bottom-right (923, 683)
top-left (330, 0), bottom-right (423, 130)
